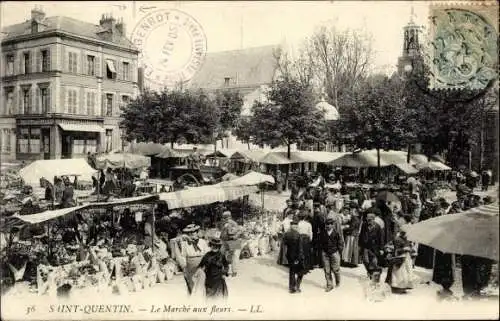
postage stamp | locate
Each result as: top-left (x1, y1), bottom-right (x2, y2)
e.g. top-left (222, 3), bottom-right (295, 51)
top-left (426, 2), bottom-right (498, 90)
top-left (131, 8), bottom-right (207, 87)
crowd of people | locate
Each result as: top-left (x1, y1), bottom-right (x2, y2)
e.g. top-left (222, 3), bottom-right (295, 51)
top-left (274, 170), bottom-right (497, 300)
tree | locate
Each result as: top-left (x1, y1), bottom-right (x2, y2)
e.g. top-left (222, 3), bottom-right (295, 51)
top-left (307, 24), bottom-right (374, 112)
top-left (233, 116), bottom-right (253, 150)
top-left (120, 88), bottom-right (220, 148)
top-left (213, 89), bottom-right (244, 148)
top-left (249, 78), bottom-right (326, 158)
top-left (341, 76), bottom-right (409, 179)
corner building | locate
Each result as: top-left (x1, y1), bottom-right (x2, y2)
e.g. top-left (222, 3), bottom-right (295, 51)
top-left (0, 8), bottom-right (139, 161)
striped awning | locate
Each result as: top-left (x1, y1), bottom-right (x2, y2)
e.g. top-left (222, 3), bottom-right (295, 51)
top-left (59, 123), bottom-right (105, 133)
top-left (158, 185), bottom-right (258, 209)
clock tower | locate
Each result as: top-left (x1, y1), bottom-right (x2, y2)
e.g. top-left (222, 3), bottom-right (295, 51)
top-left (397, 7), bottom-right (423, 76)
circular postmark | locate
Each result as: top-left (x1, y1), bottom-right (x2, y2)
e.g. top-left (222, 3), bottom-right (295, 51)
top-left (427, 8), bottom-right (497, 91)
top-left (131, 9), bottom-right (207, 87)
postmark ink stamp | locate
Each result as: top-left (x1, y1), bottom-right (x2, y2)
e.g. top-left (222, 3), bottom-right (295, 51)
top-left (131, 8), bottom-right (207, 87)
top-left (427, 2), bottom-right (498, 91)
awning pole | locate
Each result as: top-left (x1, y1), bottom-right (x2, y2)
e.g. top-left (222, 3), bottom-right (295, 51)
top-left (152, 206), bottom-right (155, 250)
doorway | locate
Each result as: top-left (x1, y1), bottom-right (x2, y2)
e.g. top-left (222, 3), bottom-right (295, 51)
top-left (41, 128), bottom-right (51, 159)
top-left (61, 133), bottom-right (72, 159)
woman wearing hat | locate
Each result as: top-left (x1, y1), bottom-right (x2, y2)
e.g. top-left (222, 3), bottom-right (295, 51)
top-left (178, 224), bottom-right (209, 295)
top-left (197, 238), bottom-right (229, 299)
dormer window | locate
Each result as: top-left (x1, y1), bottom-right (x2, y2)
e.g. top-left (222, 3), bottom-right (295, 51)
top-left (31, 21), bottom-right (38, 33)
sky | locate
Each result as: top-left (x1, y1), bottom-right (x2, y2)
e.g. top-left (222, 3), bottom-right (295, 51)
top-left (0, 1), bottom-right (431, 75)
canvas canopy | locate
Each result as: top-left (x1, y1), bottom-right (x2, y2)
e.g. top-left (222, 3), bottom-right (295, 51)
top-left (158, 185), bottom-right (258, 209)
top-left (230, 150), bottom-right (267, 163)
top-left (95, 152), bottom-right (151, 169)
top-left (127, 142), bottom-right (168, 156)
top-left (415, 161), bottom-right (451, 171)
top-left (216, 171), bottom-right (275, 187)
top-left (19, 159), bottom-right (97, 186)
top-left (330, 151), bottom-right (391, 168)
top-left (294, 151), bottom-right (347, 163)
top-left (393, 163), bottom-right (419, 174)
top-left (10, 195), bottom-right (158, 224)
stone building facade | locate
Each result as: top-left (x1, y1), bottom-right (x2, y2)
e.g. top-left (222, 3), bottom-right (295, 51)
top-left (0, 8), bottom-right (139, 161)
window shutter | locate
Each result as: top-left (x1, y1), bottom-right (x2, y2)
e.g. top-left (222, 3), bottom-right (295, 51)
top-left (61, 86), bottom-right (66, 113)
top-left (19, 53), bottom-right (24, 74)
top-left (102, 93), bottom-right (106, 116)
top-left (47, 49), bottom-right (51, 71)
top-left (114, 93), bottom-right (119, 116)
top-left (29, 51), bottom-right (34, 73)
top-left (78, 87), bottom-right (83, 115)
top-left (47, 87), bottom-right (51, 113)
top-left (36, 51), bottom-right (41, 72)
top-left (95, 56), bottom-right (101, 78)
top-left (35, 87), bottom-right (40, 113)
top-left (83, 54), bottom-right (88, 75)
top-left (15, 88), bottom-right (20, 114)
top-left (83, 91), bottom-right (87, 115)
top-left (116, 60), bottom-right (121, 80)
top-left (64, 48), bottom-right (68, 72)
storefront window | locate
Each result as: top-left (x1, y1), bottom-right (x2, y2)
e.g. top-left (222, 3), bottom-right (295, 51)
top-left (29, 128), bottom-right (41, 153)
top-left (105, 129), bottom-right (113, 152)
top-left (18, 128), bottom-right (29, 153)
top-left (17, 127), bottom-right (41, 154)
top-left (69, 133), bottom-right (98, 155)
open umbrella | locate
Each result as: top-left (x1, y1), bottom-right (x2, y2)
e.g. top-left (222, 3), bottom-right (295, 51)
top-left (376, 190), bottom-right (400, 203)
top-left (404, 203), bottom-right (499, 261)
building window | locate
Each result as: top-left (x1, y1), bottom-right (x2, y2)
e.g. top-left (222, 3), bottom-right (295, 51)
top-left (224, 77), bottom-right (230, 86)
top-left (106, 59), bottom-right (117, 79)
top-left (122, 62), bottom-right (130, 80)
top-left (106, 94), bottom-right (113, 116)
top-left (120, 95), bottom-right (130, 111)
top-left (5, 54), bottom-right (14, 76)
top-left (1, 129), bottom-right (12, 153)
top-left (40, 87), bottom-right (49, 113)
top-left (105, 129), bottom-right (113, 152)
top-left (87, 55), bottom-right (95, 76)
top-left (31, 21), bottom-right (38, 33)
top-left (68, 52), bottom-right (78, 73)
top-left (23, 87), bottom-right (32, 114)
top-left (24, 52), bottom-right (31, 74)
top-left (86, 92), bottom-right (96, 116)
top-left (67, 89), bottom-right (78, 114)
top-left (41, 50), bottom-right (50, 72)
top-left (3, 89), bottom-right (14, 115)
top-left (17, 128), bottom-right (40, 154)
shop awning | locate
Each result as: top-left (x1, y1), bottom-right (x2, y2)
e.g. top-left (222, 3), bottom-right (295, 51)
top-left (158, 185), bottom-right (258, 209)
top-left (106, 59), bottom-right (116, 73)
top-left (394, 163), bottom-right (419, 174)
top-left (59, 123), bottom-right (105, 133)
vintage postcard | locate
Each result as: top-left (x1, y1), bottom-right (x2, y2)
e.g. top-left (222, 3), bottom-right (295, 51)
top-left (0, 1), bottom-right (498, 320)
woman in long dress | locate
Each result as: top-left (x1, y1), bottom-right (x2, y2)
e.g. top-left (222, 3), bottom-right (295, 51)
top-left (277, 209), bottom-right (296, 266)
top-left (198, 238), bottom-right (229, 299)
top-left (341, 205), bottom-right (361, 267)
top-left (385, 230), bottom-right (416, 293)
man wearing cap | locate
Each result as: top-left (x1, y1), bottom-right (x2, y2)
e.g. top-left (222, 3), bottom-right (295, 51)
top-left (188, 147), bottom-right (203, 170)
top-left (359, 212), bottom-right (385, 279)
top-left (178, 224), bottom-right (209, 295)
top-left (283, 219), bottom-right (306, 293)
top-left (319, 217), bottom-right (344, 291)
top-left (220, 211), bottom-right (242, 277)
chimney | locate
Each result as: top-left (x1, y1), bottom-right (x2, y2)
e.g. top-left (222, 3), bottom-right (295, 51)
top-left (99, 13), bottom-right (116, 31)
top-left (115, 18), bottom-right (126, 35)
top-left (31, 5), bottom-right (46, 21)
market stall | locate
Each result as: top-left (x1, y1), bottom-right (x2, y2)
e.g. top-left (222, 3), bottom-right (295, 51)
top-left (19, 159), bottom-right (97, 187)
top-left (95, 152), bottom-right (151, 170)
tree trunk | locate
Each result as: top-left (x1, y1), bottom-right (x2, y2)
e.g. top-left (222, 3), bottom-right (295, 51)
top-left (284, 143), bottom-right (291, 191)
top-left (480, 127), bottom-right (484, 171)
top-left (247, 142), bottom-right (250, 150)
top-left (377, 148), bottom-right (381, 182)
top-left (407, 144), bottom-right (411, 163)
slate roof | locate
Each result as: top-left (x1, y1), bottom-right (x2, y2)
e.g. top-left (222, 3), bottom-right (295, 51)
top-left (190, 45), bottom-right (278, 90)
top-left (1, 16), bottom-right (137, 50)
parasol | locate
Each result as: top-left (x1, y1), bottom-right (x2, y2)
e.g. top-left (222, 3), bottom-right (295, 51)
top-left (403, 203), bottom-right (499, 261)
top-left (376, 190), bottom-right (400, 203)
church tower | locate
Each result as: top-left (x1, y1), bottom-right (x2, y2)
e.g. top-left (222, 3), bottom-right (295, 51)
top-left (397, 7), bottom-right (423, 76)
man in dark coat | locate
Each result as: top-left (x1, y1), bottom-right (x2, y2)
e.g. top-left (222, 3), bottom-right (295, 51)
top-left (319, 217), bottom-right (344, 291)
top-left (359, 212), bottom-right (385, 279)
top-left (283, 220), bottom-right (305, 294)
